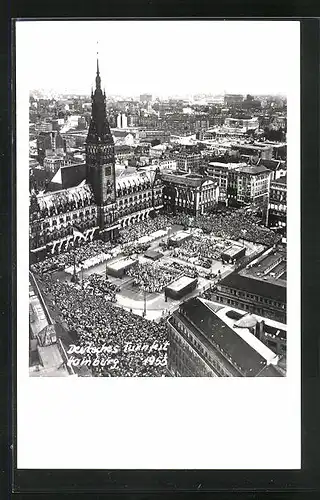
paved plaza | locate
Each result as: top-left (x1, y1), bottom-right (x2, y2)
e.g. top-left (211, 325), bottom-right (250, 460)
top-left (64, 231), bottom-right (242, 318)
top-left (47, 224), bottom-right (265, 324)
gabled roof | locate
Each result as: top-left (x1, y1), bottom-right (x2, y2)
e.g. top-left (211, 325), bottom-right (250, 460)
top-left (116, 171), bottom-right (151, 190)
top-left (37, 183), bottom-right (94, 211)
top-left (48, 163), bottom-right (87, 191)
top-left (51, 167), bottom-right (62, 185)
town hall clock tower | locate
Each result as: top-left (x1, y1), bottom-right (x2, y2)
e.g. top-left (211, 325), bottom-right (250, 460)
top-left (86, 57), bottom-right (118, 240)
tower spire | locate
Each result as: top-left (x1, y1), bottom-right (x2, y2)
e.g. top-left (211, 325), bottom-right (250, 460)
top-left (96, 40), bottom-right (100, 75)
top-left (86, 40), bottom-right (116, 209)
top-left (96, 41), bottom-right (101, 89)
top-left (87, 41), bottom-right (113, 146)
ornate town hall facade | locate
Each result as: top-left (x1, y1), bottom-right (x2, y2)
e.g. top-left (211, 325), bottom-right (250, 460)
top-left (29, 59), bottom-right (164, 262)
top-left (29, 58), bottom-right (217, 263)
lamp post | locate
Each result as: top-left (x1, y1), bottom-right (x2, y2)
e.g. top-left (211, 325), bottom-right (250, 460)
top-left (143, 288), bottom-right (147, 317)
top-left (241, 229), bottom-right (247, 247)
top-left (167, 226), bottom-right (172, 247)
top-left (71, 249), bottom-right (79, 284)
top-left (81, 265), bottom-right (84, 291)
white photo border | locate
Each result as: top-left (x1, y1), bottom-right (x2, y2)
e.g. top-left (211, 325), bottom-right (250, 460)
top-left (16, 19), bottom-right (301, 470)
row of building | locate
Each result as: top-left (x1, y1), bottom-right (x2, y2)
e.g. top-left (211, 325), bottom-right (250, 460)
top-left (30, 153), bottom-right (287, 258)
top-left (29, 59), bottom-right (287, 264)
top-left (167, 294), bottom-right (286, 377)
top-left (167, 243), bottom-right (287, 376)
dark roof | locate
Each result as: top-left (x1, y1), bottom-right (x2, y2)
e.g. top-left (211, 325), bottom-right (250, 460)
top-left (62, 163), bottom-right (86, 188)
top-left (219, 272), bottom-right (286, 303)
top-left (225, 310), bottom-right (244, 321)
top-left (272, 175), bottom-right (287, 185)
top-left (179, 298), bottom-right (268, 376)
top-left (258, 159), bottom-right (281, 171)
top-left (144, 249), bottom-right (163, 260)
top-left (30, 168), bottom-right (50, 182)
top-left (49, 163), bottom-right (86, 191)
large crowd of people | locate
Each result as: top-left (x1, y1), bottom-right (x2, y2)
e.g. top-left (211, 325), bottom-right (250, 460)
top-left (31, 209), bottom-right (280, 278)
top-left (172, 234), bottom-right (232, 268)
top-left (127, 261), bottom-right (180, 293)
top-left (121, 241), bottom-right (151, 257)
top-left (30, 206), bottom-right (282, 378)
top-left (169, 210), bottom-right (281, 247)
top-left (118, 215), bottom-right (173, 244)
top-left (85, 274), bottom-right (119, 302)
top-left (37, 274), bottom-right (169, 377)
top-left (119, 209), bottom-right (280, 248)
top-left (168, 261), bottom-right (198, 279)
top-left (30, 240), bottom-right (113, 275)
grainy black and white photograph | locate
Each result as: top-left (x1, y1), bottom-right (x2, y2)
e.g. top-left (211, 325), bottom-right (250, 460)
top-left (16, 18), bottom-right (301, 471)
top-left (24, 20), bottom-right (291, 379)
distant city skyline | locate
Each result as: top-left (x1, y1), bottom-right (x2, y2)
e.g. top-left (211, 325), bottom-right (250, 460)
top-left (17, 20), bottom-right (298, 97)
top-left (29, 89), bottom-right (287, 101)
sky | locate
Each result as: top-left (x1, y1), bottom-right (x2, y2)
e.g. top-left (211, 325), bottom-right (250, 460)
top-left (16, 20), bottom-right (299, 98)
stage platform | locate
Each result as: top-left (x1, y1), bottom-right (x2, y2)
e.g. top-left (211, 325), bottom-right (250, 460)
top-left (165, 275), bottom-right (198, 300)
top-left (168, 230), bottom-right (192, 247)
top-left (221, 244), bottom-right (246, 263)
top-left (106, 257), bottom-right (138, 278)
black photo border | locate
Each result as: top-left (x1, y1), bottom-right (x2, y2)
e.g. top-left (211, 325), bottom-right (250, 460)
top-left (3, 5), bottom-right (320, 498)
